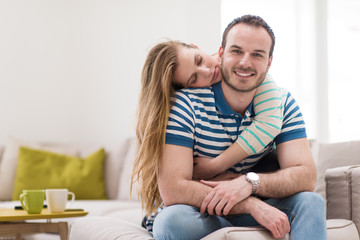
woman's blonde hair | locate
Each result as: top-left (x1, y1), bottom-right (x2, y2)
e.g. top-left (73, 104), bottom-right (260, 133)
top-left (131, 40), bottom-right (192, 216)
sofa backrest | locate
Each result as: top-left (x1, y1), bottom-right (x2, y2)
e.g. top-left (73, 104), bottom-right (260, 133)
top-left (0, 136), bottom-right (138, 201)
top-left (312, 140), bottom-right (360, 199)
top-left (116, 138), bottom-right (139, 201)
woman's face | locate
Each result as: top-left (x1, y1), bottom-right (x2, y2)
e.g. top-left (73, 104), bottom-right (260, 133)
top-left (174, 46), bottom-right (222, 88)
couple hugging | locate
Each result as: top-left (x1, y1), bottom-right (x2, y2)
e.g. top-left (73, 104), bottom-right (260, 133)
top-left (132, 15), bottom-right (327, 240)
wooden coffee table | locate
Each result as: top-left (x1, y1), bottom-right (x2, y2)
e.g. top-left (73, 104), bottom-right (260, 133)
top-left (0, 208), bottom-right (88, 240)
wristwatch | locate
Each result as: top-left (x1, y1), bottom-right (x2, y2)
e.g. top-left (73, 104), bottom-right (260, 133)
top-left (245, 172), bottom-right (260, 195)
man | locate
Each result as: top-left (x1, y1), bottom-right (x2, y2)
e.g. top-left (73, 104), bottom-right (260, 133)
top-left (153, 15), bottom-right (327, 240)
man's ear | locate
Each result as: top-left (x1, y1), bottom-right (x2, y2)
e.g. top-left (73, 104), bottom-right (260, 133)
top-left (218, 46), bottom-right (224, 63)
top-left (267, 55), bottom-right (273, 71)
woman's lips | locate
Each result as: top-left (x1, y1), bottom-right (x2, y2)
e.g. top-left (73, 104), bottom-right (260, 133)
top-left (211, 67), bottom-right (219, 84)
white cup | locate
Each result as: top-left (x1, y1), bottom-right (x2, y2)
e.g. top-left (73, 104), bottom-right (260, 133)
top-left (45, 189), bottom-right (75, 213)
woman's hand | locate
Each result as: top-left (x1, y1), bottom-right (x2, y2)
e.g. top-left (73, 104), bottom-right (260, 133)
top-left (209, 172), bottom-right (240, 181)
top-left (193, 157), bottom-right (222, 180)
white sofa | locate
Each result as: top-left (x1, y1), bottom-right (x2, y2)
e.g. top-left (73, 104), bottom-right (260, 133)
top-left (0, 136), bottom-right (360, 240)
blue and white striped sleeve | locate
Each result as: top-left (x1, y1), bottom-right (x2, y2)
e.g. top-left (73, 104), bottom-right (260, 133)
top-left (166, 91), bottom-right (196, 149)
top-left (275, 90), bottom-right (307, 145)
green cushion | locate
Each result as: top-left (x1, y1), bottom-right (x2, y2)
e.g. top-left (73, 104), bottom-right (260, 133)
top-left (12, 147), bottom-right (107, 200)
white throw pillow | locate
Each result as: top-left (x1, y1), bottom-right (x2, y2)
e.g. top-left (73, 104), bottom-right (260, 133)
top-left (0, 136), bottom-right (79, 201)
top-left (101, 141), bottom-right (129, 200)
top-left (117, 138), bottom-right (139, 201)
top-left (314, 140), bottom-right (360, 199)
top-left (0, 145), bottom-right (4, 164)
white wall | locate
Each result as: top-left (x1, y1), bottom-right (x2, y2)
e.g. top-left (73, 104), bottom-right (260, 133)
top-left (0, 0), bottom-right (221, 145)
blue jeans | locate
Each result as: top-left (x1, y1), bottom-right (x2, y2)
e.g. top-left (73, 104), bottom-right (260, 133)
top-left (152, 192), bottom-right (327, 240)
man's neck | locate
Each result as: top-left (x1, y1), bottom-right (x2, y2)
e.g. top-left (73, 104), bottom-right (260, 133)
top-left (221, 81), bottom-right (255, 116)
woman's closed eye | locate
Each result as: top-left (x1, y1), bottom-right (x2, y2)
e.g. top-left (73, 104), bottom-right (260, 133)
top-left (196, 55), bottom-right (203, 65)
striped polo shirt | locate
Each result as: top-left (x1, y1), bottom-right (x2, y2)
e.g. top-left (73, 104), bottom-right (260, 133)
top-left (166, 81), bottom-right (307, 173)
top-left (145, 81), bottom-right (307, 232)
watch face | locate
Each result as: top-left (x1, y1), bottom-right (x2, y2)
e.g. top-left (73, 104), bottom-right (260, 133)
top-left (247, 172), bottom-right (259, 181)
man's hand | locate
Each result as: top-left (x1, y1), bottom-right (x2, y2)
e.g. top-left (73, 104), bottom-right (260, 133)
top-left (199, 176), bottom-right (252, 215)
top-left (249, 198), bottom-right (290, 239)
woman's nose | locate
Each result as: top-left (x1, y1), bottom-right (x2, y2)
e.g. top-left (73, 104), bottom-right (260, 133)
top-left (198, 67), bottom-right (211, 77)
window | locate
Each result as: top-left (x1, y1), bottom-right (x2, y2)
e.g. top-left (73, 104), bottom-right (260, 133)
top-left (328, 0), bottom-right (360, 142)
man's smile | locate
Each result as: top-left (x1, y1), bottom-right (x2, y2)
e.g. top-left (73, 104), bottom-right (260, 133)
top-left (234, 71), bottom-right (255, 78)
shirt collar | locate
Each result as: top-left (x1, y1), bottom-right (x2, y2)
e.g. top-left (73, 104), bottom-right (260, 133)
top-left (212, 81), bottom-right (254, 118)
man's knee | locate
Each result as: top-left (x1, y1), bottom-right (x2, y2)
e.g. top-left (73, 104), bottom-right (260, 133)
top-left (291, 191), bottom-right (326, 221)
top-left (295, 191), bottom-right (325, 208)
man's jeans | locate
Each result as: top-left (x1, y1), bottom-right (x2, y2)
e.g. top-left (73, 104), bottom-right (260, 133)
top-left (152, 191), bottom-right (327, 240)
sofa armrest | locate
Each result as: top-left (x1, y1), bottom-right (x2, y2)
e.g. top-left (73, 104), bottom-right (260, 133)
top-left (325, 165), bottom-right (360, 233)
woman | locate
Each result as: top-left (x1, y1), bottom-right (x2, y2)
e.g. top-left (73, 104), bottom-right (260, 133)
top-left (131, 40), bottom-right (282, 226)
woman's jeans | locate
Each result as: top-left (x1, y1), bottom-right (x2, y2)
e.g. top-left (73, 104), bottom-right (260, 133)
top-left (153, 191), bottom-right (327, 240)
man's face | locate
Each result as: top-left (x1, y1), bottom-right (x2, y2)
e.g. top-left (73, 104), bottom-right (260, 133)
top-left (219, 23), bottom-right (273, 92)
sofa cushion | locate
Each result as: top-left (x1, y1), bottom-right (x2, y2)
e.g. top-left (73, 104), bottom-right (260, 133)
top-left (0, 136), bottom-right (79, 201)
top-left (327, 219), bottom-right (359, 240)
top-left (314, 140), bottom-right (360, 199)
top-left (69, 217), bottom-right (153, 240)
top-left (0, 145), bottom-right (3, 164)
top-left (117, 138), bottom-right (139, 201)
top-left (201, 219), bottom-right (358, 240)
top-left (12, 147), bottom-right (107, 200)
top-left (201, 226), bottom-right (288, 240)
top-left (69, 200), bottom-right (143, 219)
top-left (98, 139), bottom-right (136, 200)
